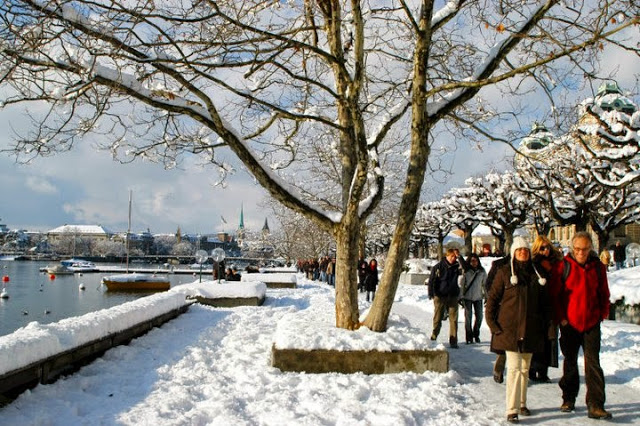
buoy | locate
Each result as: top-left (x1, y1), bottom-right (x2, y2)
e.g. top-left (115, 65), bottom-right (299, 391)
top-left (49, 274), bottom-right (56, 280)
top-left (79, 283), bottom-right (86, 290)
top-left (2, 275), bottom-right (9, 283)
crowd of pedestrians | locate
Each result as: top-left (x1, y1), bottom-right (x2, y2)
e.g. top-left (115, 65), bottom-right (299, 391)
top-left (297, 234), bottom-right (614, 423)
top-left (296, 254), bottom-right (380, 300)
top-left (426, 233), bottom-right (613, 423)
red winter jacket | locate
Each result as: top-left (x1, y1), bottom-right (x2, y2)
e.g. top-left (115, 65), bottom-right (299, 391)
top-left (551, 253), bottom-right (610, 332)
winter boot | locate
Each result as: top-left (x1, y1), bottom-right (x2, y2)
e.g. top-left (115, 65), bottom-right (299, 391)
top-left (449, 336), bottom-right (458, 349)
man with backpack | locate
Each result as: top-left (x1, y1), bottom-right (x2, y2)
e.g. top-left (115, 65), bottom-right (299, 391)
top-left (428, 248), bottom-right (462, 348)
top-left (551, 232), bottom-right (612, 420)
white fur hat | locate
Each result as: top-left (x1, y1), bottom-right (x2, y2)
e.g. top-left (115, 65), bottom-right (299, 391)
top-left (510, 237), bottom-right (529, 285)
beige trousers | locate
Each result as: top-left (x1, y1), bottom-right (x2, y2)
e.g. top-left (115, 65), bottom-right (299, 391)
top-left (505, 351), bottom-right (533, 415)
top-left (432, 295), bottom-right (458, 338)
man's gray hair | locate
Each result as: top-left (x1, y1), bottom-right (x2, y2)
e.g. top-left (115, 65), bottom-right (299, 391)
top-left (571, 231), bottom-right (593, 248)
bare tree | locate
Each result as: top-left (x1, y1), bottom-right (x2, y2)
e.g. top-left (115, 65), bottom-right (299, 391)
top-left (1, 1), bottom-right (637, 331)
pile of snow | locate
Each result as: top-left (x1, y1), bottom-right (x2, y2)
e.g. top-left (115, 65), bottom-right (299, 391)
top-left (608, 267), bottom-right (640, 305)
top-left (404, 258), bottom-right (436, 273)
top-left (0, 291), bottom-right (189, 376)
top-left (274, 308), bottom-right (437, 352)
top-left (241, 272), bottom-right (297, 283)
top-left (171, 280), bottom-right (266, 299)
top-left (0, 272), bottom-right (639, 424)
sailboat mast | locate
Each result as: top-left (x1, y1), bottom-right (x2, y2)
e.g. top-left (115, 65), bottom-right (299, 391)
top-left (126, 190), bottom-right (132, 273)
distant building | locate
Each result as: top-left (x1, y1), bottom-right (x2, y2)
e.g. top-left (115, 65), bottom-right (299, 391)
top-left (517, 82), bottom-right (640, 250)
top-left (47, 224), bottom-right (113, 243)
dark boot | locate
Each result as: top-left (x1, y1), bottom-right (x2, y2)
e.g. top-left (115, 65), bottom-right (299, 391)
top-left (449, 336), bottom-right (458, 349)
top-left (588, 406), bottom-right (612, 420)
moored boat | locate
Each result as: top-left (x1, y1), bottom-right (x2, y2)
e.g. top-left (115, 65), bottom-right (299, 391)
top-left (60, 259), bottom-right (98, 273)
top-left (46, 264), bottom-right (74, 275)
top-left (102, 191), bottom-right (170, 292)
top-left (102, 273), bottom-right (170, 291)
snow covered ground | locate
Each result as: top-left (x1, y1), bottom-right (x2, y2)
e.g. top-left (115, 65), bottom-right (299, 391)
top-left (1, 267), bottom-right (639, 425)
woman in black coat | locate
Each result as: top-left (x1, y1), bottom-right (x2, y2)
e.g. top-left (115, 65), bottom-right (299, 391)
top-left (485, 237), bottom-right (551, 423)
top-left (363, 259), bottom-right (379, 302)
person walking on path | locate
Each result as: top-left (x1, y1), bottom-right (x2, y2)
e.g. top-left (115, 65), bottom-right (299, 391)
top-left (613, 241), bottom-right (626, 270)
top-left (363, 259), bottom-right (379, 302)
top-left (529, 235), bottom-right (562, 383)
top-left (461, 253), bottom-right (486, 344)
top-left (485, 237), bottom-right (552, 423)
top-left (357, 255), bottom-right (368, 293)
top-left (486, 253), bottom-right (510, 383)
top-left (428, 248), bottom-right (462, 349)
top-left (550, 231), bottom-right (613, 420)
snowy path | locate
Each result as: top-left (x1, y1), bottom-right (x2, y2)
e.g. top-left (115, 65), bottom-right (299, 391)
top-left (1, 282), bottom-right (639, 425)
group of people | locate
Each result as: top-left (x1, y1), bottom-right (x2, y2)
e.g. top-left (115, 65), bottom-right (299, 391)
top-left (427, 248), bottom-right (486, 348)
top-left (358, 256), bottom-right (379, 302)
top-left (297, 256), bottom-right (336, 286)
top-left (428, 232), bottom-right (612, 423)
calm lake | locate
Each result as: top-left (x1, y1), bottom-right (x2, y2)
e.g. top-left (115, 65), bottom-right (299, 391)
top-left (0, 260), bottom-right (199, 337)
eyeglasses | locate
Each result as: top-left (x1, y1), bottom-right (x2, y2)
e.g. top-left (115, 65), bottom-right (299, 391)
top-left (573, 246), bottom-right (591, 253)
top-left (540, 245), bottom-right (550, 251)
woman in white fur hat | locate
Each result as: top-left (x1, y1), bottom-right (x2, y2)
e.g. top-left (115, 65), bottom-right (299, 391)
top-left (485, 236), bottom-right (552, 423)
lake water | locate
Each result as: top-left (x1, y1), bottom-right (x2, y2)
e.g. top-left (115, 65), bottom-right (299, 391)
top-left (0, 260), bottom-right (199, 338)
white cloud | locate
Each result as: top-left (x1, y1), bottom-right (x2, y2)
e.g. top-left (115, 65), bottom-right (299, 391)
top-left (25, 175), bottom-right (58, 194)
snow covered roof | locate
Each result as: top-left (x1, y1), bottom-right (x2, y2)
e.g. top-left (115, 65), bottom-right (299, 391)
top-left (48, 224), bottom-right (114, 235)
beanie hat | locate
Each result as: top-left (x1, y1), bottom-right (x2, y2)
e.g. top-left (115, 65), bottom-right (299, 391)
top-left (509, 236), bottom-right (546, 286)
top-left (510, 237), bottom-right (529, 285)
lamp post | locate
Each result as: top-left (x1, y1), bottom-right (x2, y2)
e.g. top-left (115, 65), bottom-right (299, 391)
top-left (211, 248), bottom-right (226, 284)
top-left (195, 250), bottom-right (209, 283)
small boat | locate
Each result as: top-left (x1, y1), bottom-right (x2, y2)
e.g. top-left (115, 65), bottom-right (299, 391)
top-left (102, 191), bottom-right (169, 292)
top-left (102, 273), bottom-right (170, 291)
top-left (60, 259), bottom-right (98, 273)
top-left (46, 264), bottom-right (74, 275)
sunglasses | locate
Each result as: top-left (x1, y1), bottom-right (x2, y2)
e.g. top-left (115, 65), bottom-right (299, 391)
top-left (540, 245), bottom-right (550, 251)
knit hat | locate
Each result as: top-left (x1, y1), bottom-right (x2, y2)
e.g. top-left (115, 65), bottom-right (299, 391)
top-left (509, 236), bottom-right (546, 286)
top-left (510, 237), bottom-right (529, 285)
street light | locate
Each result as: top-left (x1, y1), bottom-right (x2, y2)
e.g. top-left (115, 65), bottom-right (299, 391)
top-left (211, 248), bottom-right (226, 284)
top-left (195, 249), bottom-right (209, 283)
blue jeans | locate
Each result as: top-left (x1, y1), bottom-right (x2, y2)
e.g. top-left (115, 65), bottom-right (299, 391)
top-left (463, 299), bottom-right (483, 343)
top-left (615, 261), bottom-right (624, 270)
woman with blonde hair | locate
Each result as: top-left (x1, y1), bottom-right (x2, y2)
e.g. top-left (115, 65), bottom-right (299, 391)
top-left (529, 235), bottom-right (562, 383)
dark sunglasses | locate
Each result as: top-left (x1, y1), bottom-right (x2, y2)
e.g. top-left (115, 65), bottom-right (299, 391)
top-left (540, 245), bottom-right (550, 251)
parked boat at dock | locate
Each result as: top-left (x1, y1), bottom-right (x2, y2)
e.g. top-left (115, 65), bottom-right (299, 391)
top-left (45, 264), bottom-right (74, 275)
top-left (102, 191), bottom-right (169, 292)
top-left (102, 273), bottom-right (171, 291)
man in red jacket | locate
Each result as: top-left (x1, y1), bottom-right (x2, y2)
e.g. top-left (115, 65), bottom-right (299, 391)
top-left (551, 232), bottom-right (612, 420)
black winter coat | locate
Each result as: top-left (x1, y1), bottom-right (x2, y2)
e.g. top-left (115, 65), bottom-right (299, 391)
top-left (485, 260), bottom-right (551, 354)
top-left (363, 265), bottom-right (379, 291)
top-left (428, 259), bottom-right (460, 298)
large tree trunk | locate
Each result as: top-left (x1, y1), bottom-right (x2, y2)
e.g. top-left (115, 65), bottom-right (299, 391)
top-left (362, 4), bottom-right (433, 332)
top-left (333, 216), bottom-right (361, 329)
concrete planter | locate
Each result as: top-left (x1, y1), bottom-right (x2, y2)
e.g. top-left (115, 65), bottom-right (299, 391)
top-left (399, 272), bottom-right (429, 285)
top-left (193, 295), bottom-right (265, 307)
top-left (271, 345), bottom-right (449, 374)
